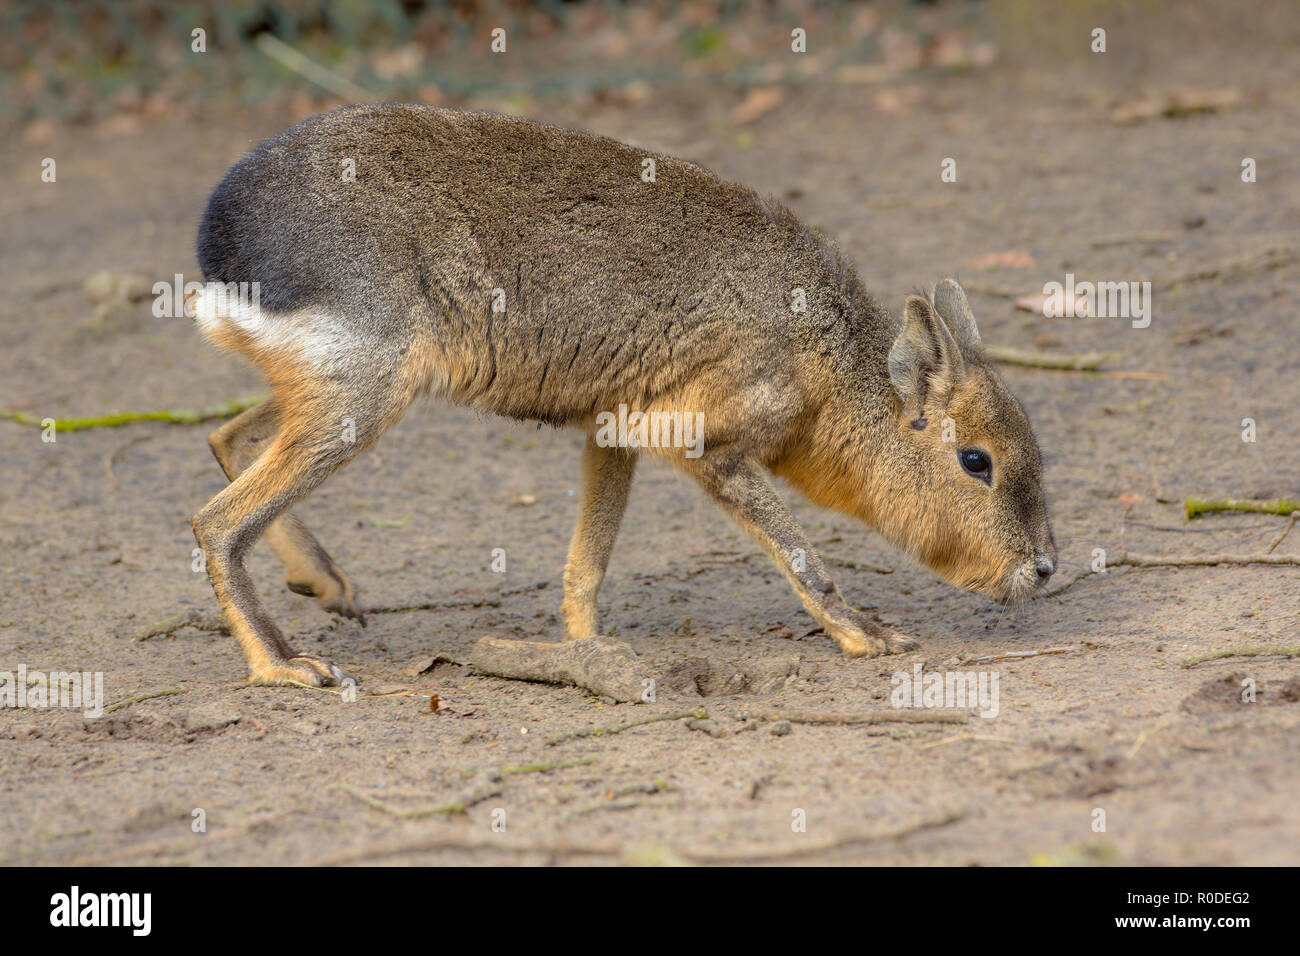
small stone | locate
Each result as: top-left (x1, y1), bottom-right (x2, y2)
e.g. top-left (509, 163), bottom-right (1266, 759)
top-left (686, 718), bottom-right (725, 738)
top-left (770, 721), bottom-right (792, 737)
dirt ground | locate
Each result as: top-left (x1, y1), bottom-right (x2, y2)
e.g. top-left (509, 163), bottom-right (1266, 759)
top-left (2, 11), bottom-right (1299, 865)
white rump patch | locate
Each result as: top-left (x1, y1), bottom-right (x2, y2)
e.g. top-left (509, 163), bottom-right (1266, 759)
top-left (190, 285), bottom-right (357, 369)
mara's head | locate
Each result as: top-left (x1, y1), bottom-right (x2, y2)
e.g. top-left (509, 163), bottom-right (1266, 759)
top-left (873, 279), bottom-right (1056, 603)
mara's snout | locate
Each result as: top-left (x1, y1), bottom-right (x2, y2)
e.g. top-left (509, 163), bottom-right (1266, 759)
top-left (188, 104), bottom-right (1056, 686)
top-left (999, 548), bottom-right (1057, 605)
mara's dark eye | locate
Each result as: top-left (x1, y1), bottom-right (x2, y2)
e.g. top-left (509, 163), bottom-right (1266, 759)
top-left (958, 447), bottom-right (992, 483)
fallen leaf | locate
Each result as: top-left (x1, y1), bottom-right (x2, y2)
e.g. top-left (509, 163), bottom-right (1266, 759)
top-left (1015, 290), bottom-right (1092, 316)
top-left (404, 654), bottom-right (462, 677)
top-left (1112, 87), bottom-right (1240, 124)
top-left (965, 250), bottom-right (1037, 270)
top-left (872, 85), bottom-right (921, 115)
top-left (730, 86), bottom-right (784, 125)
top-left (83, 270), bottom-right (152, 304)
top-left (24, 118), bottom-right (56, 145)
top-left (835, 64), bottom-right (895, 85)
top-left (366, 513), bottom-right (412, 528)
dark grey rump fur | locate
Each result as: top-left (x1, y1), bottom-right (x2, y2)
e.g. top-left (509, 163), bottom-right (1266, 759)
top-left (197, 105), bottom-right (896, 427)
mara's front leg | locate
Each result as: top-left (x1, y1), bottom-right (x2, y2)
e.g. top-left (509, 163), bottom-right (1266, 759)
top-left (683, 448), bottom-right (920, 657)
top-left (562, 438), bottom-right (637, 640)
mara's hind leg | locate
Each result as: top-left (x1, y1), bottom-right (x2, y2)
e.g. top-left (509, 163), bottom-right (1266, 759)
top-left (562, 439), bottom-right (637, 640)
top-left (193, 378), bottom-right (402, 686)
top-left (208, 400), bottom-right (362, 621)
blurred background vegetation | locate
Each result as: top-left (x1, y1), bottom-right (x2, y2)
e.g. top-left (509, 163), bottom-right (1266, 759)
top-left (7, 0), bottom-right (1288, 142)
top-left (3, 0), bottom-right (1002, 125)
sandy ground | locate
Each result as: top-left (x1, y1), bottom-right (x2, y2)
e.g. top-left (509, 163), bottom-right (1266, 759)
top-left (2, 19), bottom-right (1299, 865)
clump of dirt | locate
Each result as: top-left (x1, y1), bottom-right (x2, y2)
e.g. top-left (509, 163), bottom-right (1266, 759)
top-left (1181, 672), bottom-right (1300, 714)
top-left (662, 655), bottom-right (811, 697)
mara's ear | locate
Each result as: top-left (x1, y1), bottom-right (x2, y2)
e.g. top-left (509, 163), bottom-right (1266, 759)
top-left (932, 278), bottom-right (982, 354)
top-left (888, 294), bottom-right (966, 426)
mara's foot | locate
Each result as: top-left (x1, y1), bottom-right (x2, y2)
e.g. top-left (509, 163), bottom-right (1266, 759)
top-left (824, 609), bottom-right (922, 657)
top-left (249, 654), bottom-right (352, 687)
top-left (286, 566), bottom-right (365, 624)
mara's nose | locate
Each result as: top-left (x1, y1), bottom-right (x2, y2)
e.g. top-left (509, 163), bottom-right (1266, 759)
top-left (1034, 555), bottom-right (1055, 581)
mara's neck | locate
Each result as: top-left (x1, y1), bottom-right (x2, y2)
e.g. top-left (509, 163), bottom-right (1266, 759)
top-left (770, 355), bottom-right (899, 529)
